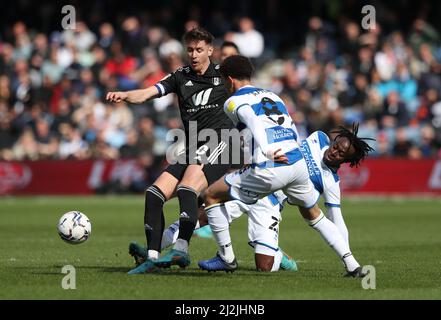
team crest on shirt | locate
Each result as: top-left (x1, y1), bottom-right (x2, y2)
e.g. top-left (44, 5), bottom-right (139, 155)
top-left (213, 77), bottom-right (221, 86)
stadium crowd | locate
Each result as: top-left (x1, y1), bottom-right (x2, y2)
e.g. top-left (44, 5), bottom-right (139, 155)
top-left (1, 1), bottom-right (441, 170)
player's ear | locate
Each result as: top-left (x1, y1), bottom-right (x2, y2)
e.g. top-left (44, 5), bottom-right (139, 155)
top-left (207, 45), bottom-right (213, 57)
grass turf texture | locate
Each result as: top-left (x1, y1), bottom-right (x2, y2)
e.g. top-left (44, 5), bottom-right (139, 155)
top-left (0, 196), bottom-right (440, 300)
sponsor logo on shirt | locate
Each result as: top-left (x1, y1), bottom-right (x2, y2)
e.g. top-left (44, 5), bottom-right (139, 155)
top-left (265, 126), bottom-right (296, 144)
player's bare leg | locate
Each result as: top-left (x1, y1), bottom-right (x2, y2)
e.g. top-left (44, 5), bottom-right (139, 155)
top-left (198, 178), bottom-right (238, 272)
top-left (128, 172), bottom-right (178, 274)
top-left (298, 204), bottom-right (365, 277)
top-left (204, 176), bottom-right (231, 205)
top-left (174, 164), bottom-right (208, 249)
top-left (255, 254), bottom-right (275, 271)
top-left (129, 199), bottom-right (212, 267)
top-left (154, 165), bottom-right (209, 268)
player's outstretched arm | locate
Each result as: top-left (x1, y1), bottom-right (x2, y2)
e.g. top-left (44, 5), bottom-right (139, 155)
top-left (106, 86), bottom-right (160, 104)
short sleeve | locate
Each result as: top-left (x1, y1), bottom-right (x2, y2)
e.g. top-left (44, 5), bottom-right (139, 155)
top-left (223, 98), bottom-right (250, 125)
top-left (323, 180), bottom-right (341, 208)
top-left (155, 72), bottom-right (178, 96)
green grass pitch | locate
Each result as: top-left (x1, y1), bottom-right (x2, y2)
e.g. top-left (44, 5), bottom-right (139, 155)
top-left (0, 196), bottom-right (440, 300)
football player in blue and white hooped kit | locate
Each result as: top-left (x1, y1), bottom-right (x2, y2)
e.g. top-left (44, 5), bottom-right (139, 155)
top-left (200, 55), bottom-right (368, 277)
top-left (199, 124), bottom-right (374, 273)
top-left (297, 124), bottom-right (374, 247)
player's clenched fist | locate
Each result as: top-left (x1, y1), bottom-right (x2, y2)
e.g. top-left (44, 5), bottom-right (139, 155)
top-left (106, 91), bottom-right (128, 103)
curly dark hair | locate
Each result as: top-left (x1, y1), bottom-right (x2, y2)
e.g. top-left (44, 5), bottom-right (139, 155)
top-left (219, 55), bottom-right (254, 80)
top-left (331, 123), bottom-right (375, 168)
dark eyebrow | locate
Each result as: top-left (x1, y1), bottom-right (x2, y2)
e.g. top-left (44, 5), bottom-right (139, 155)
top-left (336, 141), bottom-right (351, 153)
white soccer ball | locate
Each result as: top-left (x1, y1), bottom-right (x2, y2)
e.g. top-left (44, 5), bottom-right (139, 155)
top-left (57, 211), bottom-right (91, 244)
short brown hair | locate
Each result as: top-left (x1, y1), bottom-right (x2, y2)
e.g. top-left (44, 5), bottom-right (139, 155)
top-left (183, 27), bottom-right (214, 45)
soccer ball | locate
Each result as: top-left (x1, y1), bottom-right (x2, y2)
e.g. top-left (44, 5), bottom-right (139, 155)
top-left (57, 211), bottom-right (91, 244)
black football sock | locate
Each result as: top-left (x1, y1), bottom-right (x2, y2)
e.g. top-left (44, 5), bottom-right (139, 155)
top-left (176, 185), bottom-right (199, 244)
top-left (144, 185), bottom-right (166, 253)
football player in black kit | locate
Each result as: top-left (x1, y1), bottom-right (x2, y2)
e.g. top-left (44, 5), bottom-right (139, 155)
top-left (107, 28), bottom-right (235, 274)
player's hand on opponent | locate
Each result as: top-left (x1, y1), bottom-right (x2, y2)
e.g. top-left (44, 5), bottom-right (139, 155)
top-left (267, 148), bottom-right (288, 164)
top-left (106, 91), bottom-right (128, 103)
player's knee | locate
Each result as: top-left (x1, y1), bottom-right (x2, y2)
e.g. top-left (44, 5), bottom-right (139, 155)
top-left (204, 186), bottom-right (220, 206)
top-left (145, 185), bottom-right (166, 206)
top-left (256, 260), bottom-right (273, 272)
top-left (255, 254), bottom-right (274, 272)
top-left (299, 204), bottom-right (321, 221)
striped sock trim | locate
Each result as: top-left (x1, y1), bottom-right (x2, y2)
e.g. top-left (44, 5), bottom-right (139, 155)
top-left (147, 185), bottom-right (166, 203)
top-left (177, 185), bottom-right (198, 195)
top-left (205, 203), bottom-right (225, 211)
top-left (308, 212), bottom-right (325, 227)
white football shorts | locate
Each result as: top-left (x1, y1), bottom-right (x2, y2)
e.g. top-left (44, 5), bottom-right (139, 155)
top-left (224, 195), bottom-right (283, 254)
top-left (224, 158), bottom-right (319, 208)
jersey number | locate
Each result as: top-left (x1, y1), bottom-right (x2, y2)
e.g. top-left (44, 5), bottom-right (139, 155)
top-left (261, 97), bottom-right (285, 125)
top-left (269, 216), bottom-right (280, 232)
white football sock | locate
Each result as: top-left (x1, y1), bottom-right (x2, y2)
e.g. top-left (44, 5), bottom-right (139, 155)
top-left (148, 250), bottom-right (159, 260)
top-left (219, 243), bottom-right (235, 264)
top-left (161, 220), bottom-right (202, 250)
top-left (326, 207), bottom-right (349, 247)
top-left (206, 204), bottom-right (235, 263)
top-left (173, 239), bottom-right (189, 253)
top-left (271, 250), bottom-right (283, 272)
top-left (161, 221), bottom-right (180, 250)
top-left (308, 211), bottom-right (360, 272)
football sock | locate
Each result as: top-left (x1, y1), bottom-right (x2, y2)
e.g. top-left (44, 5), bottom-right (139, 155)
top-left (308, 211), bottom-right (360, 272)
top-left (271, 250), bottom-right (283, 272)
top-left (161, 221), bottom-right (180, 250)
top-left (173, 238), bottom-right (189, 253)
top-left (175, 185), bottom-right (199, 249)
top-left (219, 243), bottom-right (235, 264)
top-left (148, 250), bottom-right (159, 260)
top-left (326, 207), bottom-right (350, 246)
top-left (161, 220), bottom-right (201, 250)
top-left (145, 185), bottom-right (166, 253)
top-left (205, 203), bottom-right (235, 263)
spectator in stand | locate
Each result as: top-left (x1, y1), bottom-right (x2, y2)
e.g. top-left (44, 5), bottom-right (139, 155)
top-left (34, 118), bottom-right (58, 159)
top-left (220, 41), bottom-right (240, 62)
top-left (225, 17), bottom-right (264, 59)
top-left (89, 129), bottom-right (119, 160)
top-left (11, 127), bottom-right (38, 160)
top-left (61, 21), bottom-right (96, 53)
top-left (105, 41), bottom-right (137, 90)
top-left (340, 21), bottom-right (360, 62)
top-left (137, 117), bottom-right (155, 156)
top-left (119, 128), bottom-right (141, 159)
top-left (0, 6), bottom-right (440, 165)
top-left (121, 17), bottom-right (146, 58)
top-left (381, 91), bottom-right (410, 128)
top-left (58, 122), bottom-right (88, 160)
top-left (409, 19), bottom-right (441, 53)
top-left (419, 124), bottom-right (439, 157)
top-left (392, 127), bottom-right (414, 157)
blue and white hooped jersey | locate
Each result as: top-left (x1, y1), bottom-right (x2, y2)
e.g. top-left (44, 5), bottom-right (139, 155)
top-left (224, 86), bottom-right (301, 166)
top-left (299, 131), bottom-right (341, 208)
